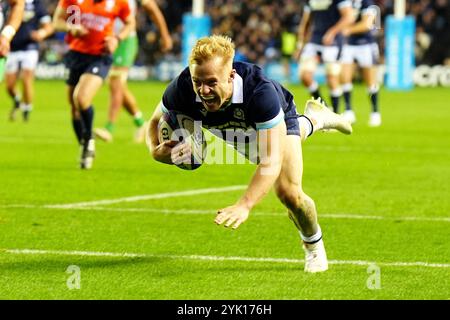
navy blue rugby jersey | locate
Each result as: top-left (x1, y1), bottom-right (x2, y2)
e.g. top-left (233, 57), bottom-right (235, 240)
top-left (7, 0), bottom-right (51, 51)
top-left (348, 0), bottom-right (377, 45)
top-left (304, 0), bottom-right (352, 46)
top-left (161, 61), bottom-right (301, 139)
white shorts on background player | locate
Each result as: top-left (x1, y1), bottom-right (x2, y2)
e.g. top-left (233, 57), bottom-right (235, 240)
top-left (340, 43), bottom-right (379, 68)
top-left (6, 50), bottom-right (39, 73)
top-left (300, 43), bottom-right (341, 63)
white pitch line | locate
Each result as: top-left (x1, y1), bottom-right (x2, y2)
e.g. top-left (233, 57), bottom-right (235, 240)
top-left (4, 248), bottom-right (450, 269)
top-left (44, 185), bottom-right (247, 209)
top-left (1, 204), bottom-right (449, 222)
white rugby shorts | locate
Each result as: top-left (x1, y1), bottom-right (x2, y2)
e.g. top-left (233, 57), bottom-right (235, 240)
top-left (341, 43), bottom-right (379, 68)
top-left (6, 50), bottom-right (39, 73)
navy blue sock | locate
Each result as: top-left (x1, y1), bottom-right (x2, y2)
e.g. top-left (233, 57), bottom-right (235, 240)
top-left (72, 118), bottom-right (85, 144)
top-left (343, 91), bottom-right (352, 111)
top-left (369, 91), bottom-right (379, 113)
top-left (310, 90), bottom-right (322, 100)
top-left (80, 106), bottom-right (94, 141)
top-left (331, 95), bottom-right (340, 113)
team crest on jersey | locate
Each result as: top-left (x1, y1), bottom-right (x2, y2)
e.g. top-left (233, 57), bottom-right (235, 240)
top-left (199, 106), bottom-right (208, 116)
top-left (233, 108), bottom-right (245, 120)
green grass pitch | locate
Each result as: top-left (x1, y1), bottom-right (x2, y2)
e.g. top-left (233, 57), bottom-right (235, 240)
top-left (0, 80), bottom-right (449, 299)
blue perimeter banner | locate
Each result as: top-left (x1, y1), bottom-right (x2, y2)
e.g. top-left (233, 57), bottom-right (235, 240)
top-left (385, 15), bottom-right (416, 90)
top-left (182, 14), bottom-right (212, 68)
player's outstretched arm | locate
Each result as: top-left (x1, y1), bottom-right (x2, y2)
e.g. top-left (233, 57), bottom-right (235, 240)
top-left (293, 9), bottom-right (311, 60)
top-left (31, 21), bottom-right (55, 42)
top-left (215, 121), bottom-right (286, 229)
top-left (142, 0), bottom-right (173, 52)
top-left (342, 10), bottom-right (376, 36)
top-left (104, 10), bottom-right (136, 54)
top-left (146, 102), bottom-right (178, 164)
top-left (0, 0), bottom-right (25, 57)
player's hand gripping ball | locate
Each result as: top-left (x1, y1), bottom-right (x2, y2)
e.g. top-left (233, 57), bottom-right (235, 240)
top-left (158, 111), bottom-right (207, 170)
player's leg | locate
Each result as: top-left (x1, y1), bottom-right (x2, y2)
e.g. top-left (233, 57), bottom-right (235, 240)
top-left (67, 85), bottom-right (85, 145)
top-left (95, 35), bottom-right (140, 142)
top-left (122, 85), bottom-right (146, 143)
top-left (73, 73), bottom-right (103, 169)
top-left (5, 51), bottom-right (21, 121)
top-left (21, 69), bottom-right (35, 122)
top-left (19, 50), bottom-right (39, 121)
top-left (361, 43), bottom-right (381, 127)
top-left (340, 45), bottom-right (356, 123)
top-left (274, 135), bottom-right (328, 273)
top-left (323, 45), bottom-right (342, 113)
top-left (299, 44), bottom-right (322, 100)
top-left (94, 66), bottom-right (128, 142)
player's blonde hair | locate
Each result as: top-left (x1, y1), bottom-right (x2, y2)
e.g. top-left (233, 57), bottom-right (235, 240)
top-left (189, 35), bottom-right (235, 66)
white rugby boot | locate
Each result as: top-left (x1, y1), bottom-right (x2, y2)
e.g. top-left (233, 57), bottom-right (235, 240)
top-left (303, 239), bottom-right (329, 273)
top-left (80, 138), bottom-right (96, 170)
top-left (94, 127), bottom-right (113, 142)
top-left (304, 98), bottom-right (353, 135)
top-left (342, 109), bottom-right (356, 124)
top-left (368, 112), bottom-right (381, 127)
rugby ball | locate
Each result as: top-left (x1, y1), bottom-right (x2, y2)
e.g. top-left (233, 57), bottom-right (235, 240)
top-left (158, 111), bottom-right (207, 170)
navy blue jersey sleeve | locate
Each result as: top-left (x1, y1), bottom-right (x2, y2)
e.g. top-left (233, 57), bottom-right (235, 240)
top-left (161, 68), bottom-right (193, 114)
top-left (248, 82), bottom-right (285, 130)
top-left (161, 77), bottom-right (181, 113)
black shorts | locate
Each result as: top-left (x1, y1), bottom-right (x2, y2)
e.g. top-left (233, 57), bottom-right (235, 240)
top-left (63, 50), bottom-right (113, 86)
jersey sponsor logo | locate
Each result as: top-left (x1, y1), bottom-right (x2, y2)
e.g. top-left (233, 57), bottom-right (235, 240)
top-left (81, 13), bottom-right (111, 32)
top-left (309, 0), bottom-right (332, 10)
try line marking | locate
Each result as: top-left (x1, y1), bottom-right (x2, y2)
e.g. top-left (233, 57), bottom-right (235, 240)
top-left (4, 248), bottom-right (450, 269)
top-left (1, 185), bottom-right (448, 222)
top-left (43, 185), bottom-right (247, 209)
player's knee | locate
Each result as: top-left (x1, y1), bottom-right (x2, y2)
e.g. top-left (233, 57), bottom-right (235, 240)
top-left (299, 57), bottom-right (316, 75)
top-left (74, 93), bottom-right (91, 110)
top-left (325, 62), bottom-right (341, 76)
top-left (275, 185), bottom-right (304, 211)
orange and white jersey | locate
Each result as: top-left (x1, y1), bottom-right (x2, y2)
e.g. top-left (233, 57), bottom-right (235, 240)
top-left (59, 0), bottom-right (131, 55)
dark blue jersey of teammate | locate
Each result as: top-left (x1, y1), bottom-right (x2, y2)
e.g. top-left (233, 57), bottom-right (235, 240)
top-left (161, 61), bottom-right (301, 141)
top-left (8, 0), bottom-right (50, 51)
top-left (348, 0), bottom-right (377, 45)
top-left (305, 0), bottom-right (352, 46)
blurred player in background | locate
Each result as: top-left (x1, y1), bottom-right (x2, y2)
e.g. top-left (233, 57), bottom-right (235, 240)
top-left (340, 0), bottom-right (381, 126)
top-left (7, 0), bottom-right (53, 122)
top-left (0, 0), bottom-right (25, 75)
top-left (294, 0), bottom-right (354, 113)
top-left (147, 35), bottom-right (353, 273)
top-left (53, 0), bottom-right (135, 169)
top-left (94, 0), bottom-right (172, 143)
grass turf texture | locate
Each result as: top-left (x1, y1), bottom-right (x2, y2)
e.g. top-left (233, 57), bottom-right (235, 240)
top-left (0, 80), bottom-right (449, 299)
